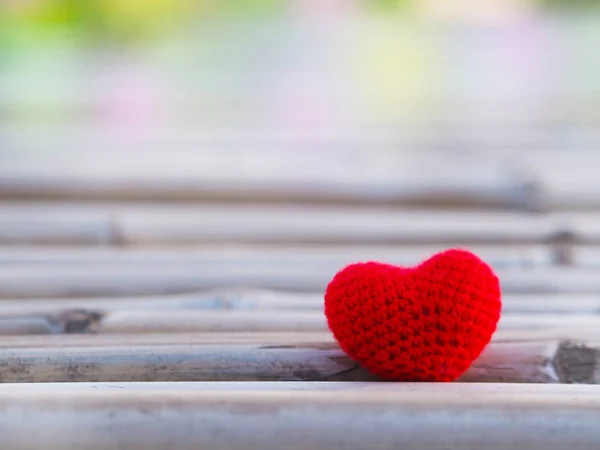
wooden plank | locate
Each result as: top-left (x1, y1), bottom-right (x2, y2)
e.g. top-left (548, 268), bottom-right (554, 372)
top-left (0, 265), bottom-right (598, 298)
top-left (0, 382), bottom-right (597, 449)
top-left (0, 340), bottom-right (585, 384)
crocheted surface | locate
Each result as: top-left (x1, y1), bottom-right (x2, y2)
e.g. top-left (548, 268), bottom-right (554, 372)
top-left (324, 249), bottom-right (502, 382)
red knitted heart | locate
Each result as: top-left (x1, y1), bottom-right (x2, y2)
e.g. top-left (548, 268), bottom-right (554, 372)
top-left (324, 249), bottom-right (501, 382)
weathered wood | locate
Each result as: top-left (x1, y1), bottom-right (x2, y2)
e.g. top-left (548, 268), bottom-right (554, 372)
top-left (0, 265), bottom-right (599, 298)
top-left (0, 340), bottom-right (585, 384)
top-left (0, 382), bottom-right (597, 449)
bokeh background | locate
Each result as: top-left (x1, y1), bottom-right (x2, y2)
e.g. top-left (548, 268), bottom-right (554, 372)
top-left (0, 0), bottom-right (599, 206)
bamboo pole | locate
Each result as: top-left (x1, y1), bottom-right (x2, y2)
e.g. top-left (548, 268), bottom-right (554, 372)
top-left (0, 290), bottom-right (597, 320)
top-left (0, 244), bottom-right (549, 268)
top-left (0, 382), bottom-right (597, 449)
top-left (0, 332), bottom-right (334, 349)
top-left (0, 340), bottom-right (588, 383)
top-left (0, 215), bottom-right (115, 246)
top-left (0, 329), bottom-right (595, 350)
top-left (0, 300), bottom-right (596, 335)
top-left (107, 208), bottom-right (560, 246)
top-left (96, 311), bottom-right (600, 334)
top-left (0, 204), bottom-right (558, 246)
top-left (0, 152), bottom-right (542, 210)
top-left (0, 265), bottom-right (599, 298)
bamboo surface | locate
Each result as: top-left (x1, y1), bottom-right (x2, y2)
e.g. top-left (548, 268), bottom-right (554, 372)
top-left (5, 11), bottom-right (600, 448)
top-left (0, 149), bottom-right (543, 211)
top-left (0, 244), bottom-right (550, 267)
top-left (0, 382), bottom-right (597, 449)
top-left (3, 148), bottom-right (600, 448)
top-left (0, 290), bottom-right (597, 318)
top-left (0, 204), bottom-right (557, 246)
top-left (0, 339), bottom-right (587, 383)
top-left (1, 264), bottom-right (600, 298)
top-left (6, 203), bottom-right (600, 249)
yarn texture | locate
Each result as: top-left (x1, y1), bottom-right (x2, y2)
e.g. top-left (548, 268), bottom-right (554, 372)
top-left (324, 249), bottom-right (501, 382)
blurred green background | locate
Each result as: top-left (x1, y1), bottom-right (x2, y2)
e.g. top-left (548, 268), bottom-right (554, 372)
top-left (1, 0), bottom-right (599, 153)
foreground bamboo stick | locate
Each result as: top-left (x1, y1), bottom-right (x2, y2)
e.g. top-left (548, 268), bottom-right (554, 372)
top-left (0, 382), bottom-right (597, 450)
top-left (0, 339), bottom-right (592, 384)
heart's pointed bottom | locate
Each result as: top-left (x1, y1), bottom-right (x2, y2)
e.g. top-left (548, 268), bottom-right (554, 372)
top-left (325, 249), bottom-right (502, 383)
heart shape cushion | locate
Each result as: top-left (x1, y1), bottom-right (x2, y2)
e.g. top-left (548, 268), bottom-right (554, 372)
top-left (324, 249), bottom-right (501, 382)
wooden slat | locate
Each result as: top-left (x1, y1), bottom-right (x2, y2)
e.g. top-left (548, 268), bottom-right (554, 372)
top-left (0, 340), bottom-right (585, 383)
top-left (0, 382), bottom-right (597, 449)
